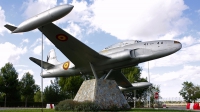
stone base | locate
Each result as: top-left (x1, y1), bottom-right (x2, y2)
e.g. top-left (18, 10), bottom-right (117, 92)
top-left (73, 79), bottom-right (130, 109)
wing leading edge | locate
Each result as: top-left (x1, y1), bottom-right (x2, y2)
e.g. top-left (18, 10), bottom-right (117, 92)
top-left (38, 23), bottom-right (110, 68)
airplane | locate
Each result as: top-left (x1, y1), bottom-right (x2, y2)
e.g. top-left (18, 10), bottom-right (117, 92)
top-left (28, 27), bottom-right (181, 91)
top-left (4, 4), bottom-right (182, 91)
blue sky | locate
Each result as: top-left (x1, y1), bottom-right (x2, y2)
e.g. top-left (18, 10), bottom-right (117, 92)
top-left (1, 0), bottom-right (200, 99)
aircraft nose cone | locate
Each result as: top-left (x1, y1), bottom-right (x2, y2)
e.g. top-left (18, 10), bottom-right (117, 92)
top-left (63, 4), bottom-right (74, 12)
top-left (174, 41), bottom-right (182, 51)
top-left (144, 82), bottom-right (152, 87)
top-left (135, 82), bottom-right (152, 88)
top-left (68, 5), bottom-right (74, 10)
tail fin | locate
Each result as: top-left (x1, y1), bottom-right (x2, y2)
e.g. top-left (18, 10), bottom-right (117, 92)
top-left (4, 24), bottom-right (17, 32)
top-left (47, 49), bottom-right (60, 65)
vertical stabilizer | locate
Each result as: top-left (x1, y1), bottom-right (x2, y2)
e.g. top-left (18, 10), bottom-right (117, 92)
top-left (47, 49), bottom-right (60, 65)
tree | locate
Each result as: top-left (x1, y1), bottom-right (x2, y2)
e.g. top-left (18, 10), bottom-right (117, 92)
top-left (179, 81), bottom-right (200, 103)
top-left (122, 66), bottom-right (142, 83)
top-left (149, 85), bottom-right (160, 107)
top-left (59, 76), bottom-right (84, 99)
top-left (193, 86), bottom-right (200, 101)
top-left (122, 66), bottom-right (150, 107)
top-left (0, 75), bottom-right (4, 101)
top-left (20, 72), bottom-right (40, 107)
top-left (0, 63), bottom-right (20, 107)
top-left (44, 78), bottom-right (68, 102)
top-left (34, 91), bottom-right (42, 102)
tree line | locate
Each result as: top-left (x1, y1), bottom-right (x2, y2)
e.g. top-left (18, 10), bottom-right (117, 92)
top-left (0, 63), bottom-right (40, 107)
top-left (0, 62), bottom-right (93, 107)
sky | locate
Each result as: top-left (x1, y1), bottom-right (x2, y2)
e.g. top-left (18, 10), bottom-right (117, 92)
top-left (0, 0), bottom-right (200, 100)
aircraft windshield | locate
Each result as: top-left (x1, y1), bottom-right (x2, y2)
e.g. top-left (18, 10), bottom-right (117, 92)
top-left (103, 40), bottom-right (141, 50)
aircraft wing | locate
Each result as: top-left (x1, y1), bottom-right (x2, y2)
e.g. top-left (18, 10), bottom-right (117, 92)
top-left (106, 69), bottom-right (133, 88)
top-left (38, 23), bottom-right (110, 67)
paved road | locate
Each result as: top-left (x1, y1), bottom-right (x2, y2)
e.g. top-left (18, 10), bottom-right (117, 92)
top-left (157, 106), bottom-right (200, 111)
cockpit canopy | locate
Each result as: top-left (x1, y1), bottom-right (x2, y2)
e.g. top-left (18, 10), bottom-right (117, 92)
top-left (103, 40), bottom-right (141, 50)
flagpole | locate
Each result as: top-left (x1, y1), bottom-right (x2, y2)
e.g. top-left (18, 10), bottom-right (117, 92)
top-left (41, 33), bottom-right (44, 111)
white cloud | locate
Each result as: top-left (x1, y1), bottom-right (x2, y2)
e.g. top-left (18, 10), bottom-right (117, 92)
top-left (62, 0), bottom-right (67, 4)
top-left (31, 37), bottom-right (52, 49)
top-left (22, 0), bottom-right (57, 19)
top-left (143, 43), bottom-right (200, 69)
top-left (30, 37), bottom-right (54, 55)
top-left (22, 38), bottom-right (29, 43)
top-left (45, 37), bottom-right (53, 46)
top-left (20, 38), bottom-right (29, 47)
top-left (158, 32), bottom-right (180, 40)
top-left (30, 38), bottom-right (41, 48)
top-left (55, 0), bottom-right (96, 36)
top-left (0, 42), bottom-right (27, 68)
top-left (21, 0), bottom-right (191, 41)
top-left (141, 65), bottom-right (200, 97)
top-left (33, 45), bottom-right (44, 55)
top-left (64, 22), bottom-right (82, 39)
top-left (152, 65), bottom-right (200, 82)
top-left (14, 65), bottom-right (28, 68)
top-left (89, 0), bottom-right (190, 40)
top-left (84, 40), bottom-right (89, 44)
top-left (44, 0), bottom-right (191, 41)
top-left (17, 69), bottom-right (34, 80)
top-left (56, 0), bottom-right (92, 25)
top-left (179, 36), bottom-right (199, 46)
top-left (0, 6), bottom-right (8, 35)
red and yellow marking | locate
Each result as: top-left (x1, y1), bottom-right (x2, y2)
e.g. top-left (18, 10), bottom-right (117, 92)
top-left (56, 34), bottom-right (68, 41)
top-left (63, 62), bottom-right (70, 70)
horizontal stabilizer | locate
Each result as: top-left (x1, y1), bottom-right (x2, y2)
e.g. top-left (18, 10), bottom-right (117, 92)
top-left (4, 24), bottom-right (17, 31)
top-left (29, 57), bottom-right (54, 69)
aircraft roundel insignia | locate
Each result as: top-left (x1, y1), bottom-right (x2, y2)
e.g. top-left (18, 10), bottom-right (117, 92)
top-left (63, 62), bottom-right (70, 70)
top-left (56, 34), bottom-right (68, 41)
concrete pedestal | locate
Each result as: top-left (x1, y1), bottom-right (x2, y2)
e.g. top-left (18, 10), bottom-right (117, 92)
top-left (74, 79), bottom-right (130, 109)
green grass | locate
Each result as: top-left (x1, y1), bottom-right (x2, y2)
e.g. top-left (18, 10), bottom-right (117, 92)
top-left (0, 109), bottom-right (55, 112)
top-left (0, 108), bottom-right (194, 112)
top-left (131, 109), bottom-right (193, 112)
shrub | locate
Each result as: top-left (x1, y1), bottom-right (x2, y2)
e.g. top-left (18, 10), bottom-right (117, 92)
top-left (55, 99), bottom-right (100, 111)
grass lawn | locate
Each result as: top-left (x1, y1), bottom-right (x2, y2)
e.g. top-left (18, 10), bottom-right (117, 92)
top-left (0, 108), bottom-right (194, 112)
top-left (131, 108), bottom-right (193, 112)
top-left (0, 108), bottom-right (55, 112)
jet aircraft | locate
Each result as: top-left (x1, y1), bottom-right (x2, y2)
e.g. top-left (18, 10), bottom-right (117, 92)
top-left (4, 4), bottom-right (182, 91)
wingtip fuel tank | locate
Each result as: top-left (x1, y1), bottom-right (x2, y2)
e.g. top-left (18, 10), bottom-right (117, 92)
top-left (5, 4), bottom-right (74, 33)
top-left (119, 82), bottom-right (152, 91)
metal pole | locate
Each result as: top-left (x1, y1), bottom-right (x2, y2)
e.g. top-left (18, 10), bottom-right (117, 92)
top-left (148, 61), bottom-right (150, 108)
top-left (148, 61), bottom-right (150, 82)
top-left (41, 33), bottom-right (44, 111)
top-left (134, 90), bottom-right (136, 108)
